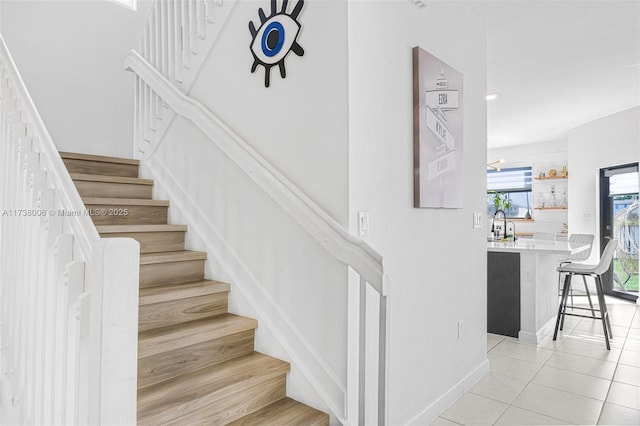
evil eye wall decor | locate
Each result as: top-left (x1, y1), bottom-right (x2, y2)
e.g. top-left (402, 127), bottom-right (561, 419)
top-left (249, 0), bottom-right (305, 87)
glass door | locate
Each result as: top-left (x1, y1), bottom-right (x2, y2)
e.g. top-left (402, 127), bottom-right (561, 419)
top-left (599, 163), bottom-right (639, 302)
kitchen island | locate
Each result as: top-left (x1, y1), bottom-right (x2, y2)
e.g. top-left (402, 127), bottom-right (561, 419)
top-left (487, 239), bottom-right (590, 343)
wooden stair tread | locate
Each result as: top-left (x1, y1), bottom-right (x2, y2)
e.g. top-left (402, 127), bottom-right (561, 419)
top-left (139, 280), bottom-right (230, 306)
top-left (83, 197), bottom-right (169, 206)
top-left (96, 224), bottom-right (187, 233)
top-left (140, 250), bottom-right (207, 265)
top-left (137, 352), bottom-right (290, 422)
top-left (138, 313), bottom-right (257, 359)
top-left (228, 397), bottom-right (329, 426)
top-left (71, 173), bottom-right (153, 185)
top-left (60, 151), bottom-right (140, 165)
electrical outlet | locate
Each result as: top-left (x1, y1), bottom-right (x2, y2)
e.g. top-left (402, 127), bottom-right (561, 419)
top-left (457, 320), bottom-right (464, 339)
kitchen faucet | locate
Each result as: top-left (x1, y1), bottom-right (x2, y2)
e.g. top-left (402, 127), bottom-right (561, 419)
top-left (491, 209), bottom-right (507, 239)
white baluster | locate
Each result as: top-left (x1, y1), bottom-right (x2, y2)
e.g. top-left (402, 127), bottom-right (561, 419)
top-left (154, 1), bottom-right (161, 71)
top-left (205, 0), bottom-right (215, 23)
top-left (188, 0), bottom-right (199, 54)
top-left (181, 0), bottom-right (191, 70)
top-left (64, 261), bottom-right (85, 426)
top-left (30, 159), bottom-right (48, 424)
top-left (196, 0), bottom-right (206, 40)
top-left (166, 0), bottom-right (176, 83)
top-left (40, 189), bottom-right (62, 426)
top-left (52, 234), bottom-right (73, 426)
top-left (160, 0), bottom-right (169, 78)
top-left (174, 0), bottom-right (184, 83)
top-left (76, 292), bottom-right (91, 425)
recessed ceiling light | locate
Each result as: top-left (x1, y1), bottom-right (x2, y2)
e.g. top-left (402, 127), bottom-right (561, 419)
top-left (486, 93), bottom-right (498, 101)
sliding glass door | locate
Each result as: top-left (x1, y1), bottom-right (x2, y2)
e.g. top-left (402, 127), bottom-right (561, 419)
top-left (599, 163), bottom-right (639, 302)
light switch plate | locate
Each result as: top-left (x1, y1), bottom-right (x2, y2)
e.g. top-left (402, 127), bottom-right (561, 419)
top-left (473, 212), bottom-right (482, 229)
top-left (358, 211), bottom-right (370, 237)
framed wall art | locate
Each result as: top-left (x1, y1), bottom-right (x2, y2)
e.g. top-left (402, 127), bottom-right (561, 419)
top-left (413, 46), bottom-right (464, 208)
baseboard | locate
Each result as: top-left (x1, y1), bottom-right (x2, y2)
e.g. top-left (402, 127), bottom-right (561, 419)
top-left (405, 358), bottom-right (490, 426)
top-left (142, 156), bottom-right (347, 420)
top-left (519, 315), bottom-right (557, 344)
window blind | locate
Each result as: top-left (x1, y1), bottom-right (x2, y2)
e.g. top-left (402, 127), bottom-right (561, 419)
top-left (487, 167), bottom-right (532, 192)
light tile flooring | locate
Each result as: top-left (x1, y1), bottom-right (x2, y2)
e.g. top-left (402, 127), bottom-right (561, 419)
top-left (433, 297), bottom-right (640, 425)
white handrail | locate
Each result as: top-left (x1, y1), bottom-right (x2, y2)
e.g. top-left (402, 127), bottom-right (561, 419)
top-left (0, 36), bottom-right (100, 260)
top-left (124, 50), bottom-right (386, 294)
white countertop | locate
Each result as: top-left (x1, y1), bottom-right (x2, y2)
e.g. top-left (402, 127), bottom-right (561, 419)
top-left (487, 238), bottom-right (590, 255)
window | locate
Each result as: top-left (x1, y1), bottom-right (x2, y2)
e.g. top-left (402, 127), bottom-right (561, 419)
top-left (487, 167), bottom-right (533, 218)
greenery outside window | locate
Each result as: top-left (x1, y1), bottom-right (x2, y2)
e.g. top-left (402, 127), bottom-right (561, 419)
top-left (487, 167), bottom-right (533, 218)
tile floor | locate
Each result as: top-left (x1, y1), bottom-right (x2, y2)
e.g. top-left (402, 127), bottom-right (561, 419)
top-left (432, 297), bottom-right (640, 425)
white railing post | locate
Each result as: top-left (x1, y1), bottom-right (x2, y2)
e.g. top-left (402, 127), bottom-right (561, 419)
top-left (87, 238), bottom-right (140, 426)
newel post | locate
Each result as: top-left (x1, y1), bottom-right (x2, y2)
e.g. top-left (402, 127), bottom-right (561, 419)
top-left (88, 237), bottom-right (140, 425)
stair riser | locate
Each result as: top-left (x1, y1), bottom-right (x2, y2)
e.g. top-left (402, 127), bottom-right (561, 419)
top-left (138, 293), bottom-right (229, 332)
top-left (140, 260), bottom-right (205, 288)
top-left (63, 158), bottom-right (139, 178)
top-left (74, 180), bottom-right (152, 199)
top-left (138, 375), bottom-right (287, 426)
top-left (86, 204), bottom-right (168, 225)
top-left (137, 330), bottom-right (255, 389)
top-left (101, 231), bottom-right (185, 253)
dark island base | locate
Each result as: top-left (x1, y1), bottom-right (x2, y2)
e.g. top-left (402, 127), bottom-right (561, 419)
top-left (487, 252), bottom-right (521, 338)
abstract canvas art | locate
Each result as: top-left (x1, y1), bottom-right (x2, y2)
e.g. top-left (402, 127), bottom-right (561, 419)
top-left (413, 46), bottom-right (464, 208)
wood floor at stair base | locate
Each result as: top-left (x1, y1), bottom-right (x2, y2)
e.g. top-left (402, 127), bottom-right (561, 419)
top-left (74, 180), bottom-right (153, 199)
top-left (86, 204), bottom-right (168, 225)
top-left (140, 260), bottom-right (205, 287)
top-left (138, 375), bottom-right (287, 426)
top-left (101, 230), bottom-right (185, 253)
top-left (62, 158), bottom-right (139, 178)
top-left (228, 397), bottom-right (330, 426)
top-left (138, 292), bottom-right (229, 332)
top-left (137, 330), bottom-right (255, 389)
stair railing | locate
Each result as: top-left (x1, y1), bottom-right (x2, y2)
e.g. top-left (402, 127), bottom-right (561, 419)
top-left (125, 49), bottom-right (389, 425)
top-left (137, 0), bottom-right (234, 158)
top-left (0, 35), bottom-right (140, 425)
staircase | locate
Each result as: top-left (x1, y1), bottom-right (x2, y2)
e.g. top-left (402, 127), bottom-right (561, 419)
top-left (60, 151), bottom-right (329, 425)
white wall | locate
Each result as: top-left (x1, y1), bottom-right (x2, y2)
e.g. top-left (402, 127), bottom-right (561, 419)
top-left (568, 106), bottom-right (640, 263)
top-left (488, 140), bottom-right (568, 236)
top-left (186, 0), bottom-right (349, 226)
top-left (0, 0), bottom-right (152, 158)
top-left (348, 1), bottom-right (488, 424)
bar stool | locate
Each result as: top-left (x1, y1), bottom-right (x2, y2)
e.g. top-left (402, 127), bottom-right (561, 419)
top-left (553, 239), bottom-right (618, 350)
top-left (557, 234), bottom-right (595, 312)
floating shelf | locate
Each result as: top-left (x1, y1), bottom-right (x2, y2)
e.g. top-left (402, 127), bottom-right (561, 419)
top-left (534, 207), bottom-right (568, 210)
top-left (534, 176), bottom-right (568, 180)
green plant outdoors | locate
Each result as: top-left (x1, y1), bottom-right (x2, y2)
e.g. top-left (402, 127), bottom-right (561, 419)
top-left (614, 258), bottom-right (639, 292)
top-left (488, 191), bottom-right (512, 214)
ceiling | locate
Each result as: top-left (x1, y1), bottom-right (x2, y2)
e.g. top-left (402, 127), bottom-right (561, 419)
top-left (462, 0), bottom-right (640, 148)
